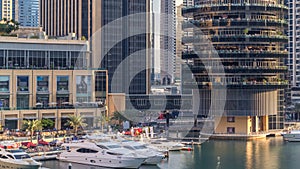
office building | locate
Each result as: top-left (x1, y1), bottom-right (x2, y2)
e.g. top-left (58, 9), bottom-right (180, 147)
top-left (40, 0), bottom-right (150, 95)
top-left (182, 0), bottom-right (288, 136)
top-left (18, 0), bottom-right (39, 27)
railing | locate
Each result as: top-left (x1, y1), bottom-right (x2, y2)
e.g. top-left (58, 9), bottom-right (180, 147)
top-left (182, 50), bottom-right (288, 59)
top-left (183, 3), bottom-right (288, 10)
top-left (183, 19), bottom-right (287, 29)
top-left (2, 104), bottom-right (106, 111)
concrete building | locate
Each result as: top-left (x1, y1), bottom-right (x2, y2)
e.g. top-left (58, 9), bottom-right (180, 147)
top-left (18, 0), bottom-right (39, 27)
top-left (40, 0), bottom-right (151, 95)
top-left (1, 0), bottom-right (16, 21)
top-left (160, 0), bottom-right (176, 85)
top-left (0, 37), bottom-right (108, 130)
top-left (182, 0), bottom-right (288, 136)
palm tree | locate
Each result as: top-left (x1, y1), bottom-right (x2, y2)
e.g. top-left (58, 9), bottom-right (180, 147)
top-left (23, 119), bottom-right (43, 142)
top-left (65, 115), bottom-right (87, 136)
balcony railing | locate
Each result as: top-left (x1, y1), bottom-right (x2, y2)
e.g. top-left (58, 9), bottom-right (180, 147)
top-left (182, 50), bottom-right (288, 59)
top-left (183, 19), bottom-right (287, 29)
top-left (184, 65), bottom-right (288, 74)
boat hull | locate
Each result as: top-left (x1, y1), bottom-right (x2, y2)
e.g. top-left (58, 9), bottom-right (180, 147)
top-left (58, 155), bottom-right (145, 168)
top-left (144, 155), bottom-right (164, 165)
top-left (0, 160), bottom-right (40, 169)
top-left (283, 133), bottom-right (300, 142)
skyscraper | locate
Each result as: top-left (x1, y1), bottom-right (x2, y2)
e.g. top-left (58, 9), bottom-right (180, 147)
top-left (40, 0), bottom-right (150, 95)
top-left (288, 0), bottom-right (300, 104)
top-left (182, 0), bottom-right (288, 135)
top-left (160, 0), bottom-right (176, 85)
top-left (18, 0), bottom-right (39, 27)
top-left (1, 0), bottom-right (16, 21)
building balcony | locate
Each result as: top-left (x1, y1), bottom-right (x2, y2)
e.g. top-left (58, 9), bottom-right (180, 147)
top-left (182, 34), bottom-right (288, 44)
top-left (182, 3), bottom-right (288, 16)
top-left (182, 81), bottom-right (288, 89)
top-left (184, 65), bottom-right (288, 74)
top-left (182, 50), bottom-right (288, 59)
top-left (182, 19), bottom-right (287, 29)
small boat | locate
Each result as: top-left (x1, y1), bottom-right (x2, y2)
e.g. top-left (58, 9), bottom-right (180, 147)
top-left (29, 150), bottom-right (62, 161)
top-left (58, 141), bottom-right (146, 168)
top-left (121, 141), bottom-right (165, 165)
top-left (282, 130), bottom-right (300, 142)
top-left (0, 148), bottom-right (42, 169)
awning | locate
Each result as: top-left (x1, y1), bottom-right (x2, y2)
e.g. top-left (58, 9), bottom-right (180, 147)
top-left (5, 118), bottom-right (19, 120)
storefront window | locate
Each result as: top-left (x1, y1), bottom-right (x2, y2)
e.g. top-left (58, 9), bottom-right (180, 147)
top-left (57, 76), bottom-right (69, 92)
top-left (0, 76), bottom-right (9, 92)
top-left (37, 76), bottom-right (49, 92)
top-left (17, 76), bottom-right (29, 92)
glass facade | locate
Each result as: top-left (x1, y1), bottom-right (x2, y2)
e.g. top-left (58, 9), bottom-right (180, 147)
top-left (0, 41), bottom-right (88, 70)
top-left (101, 0), bottom-right (148, 94)
top-left (95, 71), bottom-right (107, 102)
top-left (18, 0), bottom-right (39, 27)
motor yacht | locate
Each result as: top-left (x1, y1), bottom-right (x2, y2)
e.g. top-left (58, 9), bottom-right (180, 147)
top-left (58, 141), bottom-right (146, 168)
top-left (282, 130), bottom-right (300, 142)
top-left (121, 141), bottom-right (165, 165)
top-left (0, 148), bottom-right (42, 169)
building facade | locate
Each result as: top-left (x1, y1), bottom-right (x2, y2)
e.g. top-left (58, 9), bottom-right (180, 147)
top-left (18, 0), bottom-right (39, 27)
top-left (1, 0), bottom-right (16, 21)
top-left (160, 0), bottom-right (176, 85)
top-left (40, 0), bottom-right (151, 95)
top-left (0, 37), bottom-right (108, 130)
top-left (182, 0), bottom-right (288, 135)
top-left (288, 0), bottom-right (300, 104)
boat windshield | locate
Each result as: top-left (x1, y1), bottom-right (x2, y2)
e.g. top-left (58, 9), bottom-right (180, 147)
top-left (14, 154), bottom-right (31, 159)
top-left (107, 145), bottom-right (121, 149)
top-left (133, 145), bottom-right (147, 150)
top-left (6, 149), bottom-right (24, 153)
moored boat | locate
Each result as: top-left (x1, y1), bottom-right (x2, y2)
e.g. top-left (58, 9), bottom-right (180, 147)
top-left (58, 141), bottom-right (146, 168)
top-left (0, 148), bottom-right (42, 169)
top-left (282, 130), bottom-right (300, 142)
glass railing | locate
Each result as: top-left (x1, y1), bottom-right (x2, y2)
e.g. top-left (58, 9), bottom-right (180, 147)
top-left (183, 3), bottom-right (288, 10)
top-left (183, 81), bottom-right (289, 86)
top-left (182, 50), bottom-right (288, 59)
top-left (3, 104), bottom-right (106, 111)
top-left (183, 19), bottom-right (287, 29)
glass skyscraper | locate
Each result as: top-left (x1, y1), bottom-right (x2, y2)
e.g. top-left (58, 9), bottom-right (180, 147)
top-left (18, 0), bottom-right (39, 27)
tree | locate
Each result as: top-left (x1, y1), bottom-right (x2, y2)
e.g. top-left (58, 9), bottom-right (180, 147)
top-left (41, 119), bottom-right (55, 130)
top-left (23, 120), bottom-right (43, 142)
top-left (65, 115), bottom-right (87, 136)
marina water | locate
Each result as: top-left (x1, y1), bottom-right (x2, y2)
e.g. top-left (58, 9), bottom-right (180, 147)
top-left (42, 137), bottom-right (299, 169)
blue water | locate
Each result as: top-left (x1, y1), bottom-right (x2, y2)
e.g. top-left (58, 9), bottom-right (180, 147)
top-left (42, 137), bottom-right (300, 169)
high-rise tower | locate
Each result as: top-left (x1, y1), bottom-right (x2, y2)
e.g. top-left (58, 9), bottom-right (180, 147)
top-left (182, 0), bottom-right (288, 135)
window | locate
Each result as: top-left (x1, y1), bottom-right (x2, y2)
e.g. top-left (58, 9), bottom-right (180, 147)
top-left (227, 127), bottom-right (235, 134)
top-left (76, 148), bottom-right (98, 153)
top-left (7, 155), bottom-right (14, 159)
top-left (227, 117), bottom-right (235, 122)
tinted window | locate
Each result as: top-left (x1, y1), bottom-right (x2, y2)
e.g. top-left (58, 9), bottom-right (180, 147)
top-left (76, 148), bottom-right (98, 153)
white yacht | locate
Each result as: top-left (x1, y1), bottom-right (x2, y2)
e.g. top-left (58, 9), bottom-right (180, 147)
top-left (282, 130), bottom-right (300, 142)
top-left (121, 141), bottom-right (165, 165)
top-left (0, 148), bottom-right (42, 169)
top-left (58, 141), bottom-right (146, 168)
